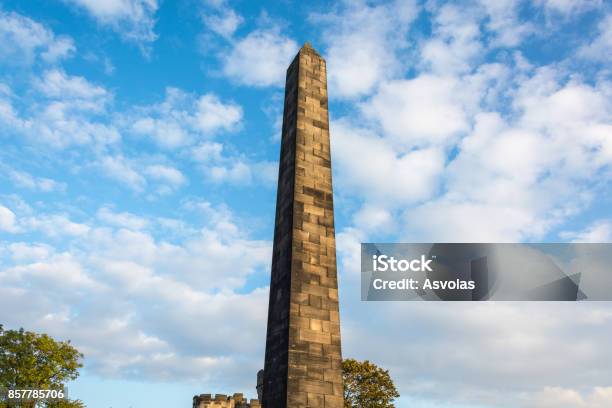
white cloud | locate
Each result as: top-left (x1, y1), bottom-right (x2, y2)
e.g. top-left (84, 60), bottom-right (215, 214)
top-left (578, 14), bottom-right (612, 62)
top-left (535, 0), bottom-right (603, 15)
top-left (7, 168), bottom-right (65, 192)
top-left (0, 204), bottom-right (18, 232)
top-left (65, 0), bottom-right (159, 47)
top-left (83, 52), bottom-right (116, 75)
top-left (404, 199), bottom-right (544, 242)
top-left (129, 88), bottom-right (242, 148)
top-left (31, 102), bottom-right (120, 148)
top-left (26, 214), bottom-right (91, 237)
top-left (205, 159), bottom-right (276, 186)
top-left (98, 155), bottom-right (147, 191)
top-left (339, 46), bottom-right (611, 242)
top-left (207, 161), bottom-right (251, 183)
top-left (0, 200), bottom-right (271, 388)
top-left (144, 164), bottom-right (186, 188)
top-left (400, 68), bottom-right (612, 241)
top-left (97, 207), bottom-right (150, 230)
top-left (337, 284), bottom-right (612, 407)
top-left (41, 37), bottom-right (76, 62)
top-left (340, 204), bottom-right (610, 394)
top-left (97, 156), bottom-right (190, 195)
top-left (94, 154), bottom-right (187, 199)
top-left (131, 116), bottom-right (187, 149)
top-left (2, 252), bottom-right (99, 289)
top-left (352, 205), bottom-right (394, 234)
top-left (562, 220), bottom-right (612, 243)
top-left (515, 69), bottom-right (610, 128)
top-left (203, 8), bottom-right (243, 38)
top-left (196, 93), bottom-right (243, 133)
top-left (2, 70), bottom-right (120, 149)
top-left (0, 86), bottom-right (23, 128)
top-left (363, 75), bottom-right (470, 149)
top-left (421, 3), bottom-right (483, 75)
top-left (331, 121), bottom-right (444, 207)
top-left (221, 28), bottom-right (298, 87)
top-left (191, 142), bottom-right (276, 186)
top-left (478, 0), bottom-right (534, 47)
top-left (0, 10), bottom-right (75, 64)
top-left (6, 242), bottom-right (54, 262)
top-left (525, 386), bottom-right (612, 408)
top-left (312, 0), bottom-right (419, 98)
top-left (83, 201), bottom-right (271, 290)
top-left (34, 69), bottom-right (110, 109)
top-left (191, 141), bottom-right (224, 163)
top-left (102, 56), bottom-right (115, 75)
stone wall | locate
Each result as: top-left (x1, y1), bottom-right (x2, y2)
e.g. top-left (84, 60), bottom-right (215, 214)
top-left (193, 393), bottom-right (261, 408)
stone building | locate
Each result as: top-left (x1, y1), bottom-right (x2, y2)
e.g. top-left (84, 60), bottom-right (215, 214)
top-left (192, 393), bottom-right (260, 408)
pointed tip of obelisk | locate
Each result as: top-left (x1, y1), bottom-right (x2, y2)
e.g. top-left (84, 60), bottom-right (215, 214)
top-left (300, 41), bottom-right (322, 58)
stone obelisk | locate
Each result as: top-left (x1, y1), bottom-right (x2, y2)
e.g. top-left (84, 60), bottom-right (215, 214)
top-left (262, 43), bottom-right (344, 408)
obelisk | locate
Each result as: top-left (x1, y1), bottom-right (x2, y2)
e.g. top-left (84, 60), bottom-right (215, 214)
top-left (262, 43), bottom-right (344, 408)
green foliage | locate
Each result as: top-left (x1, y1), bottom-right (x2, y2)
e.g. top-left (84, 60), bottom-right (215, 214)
top-left (0, 325), bottom-right (84, 408)
top-left (342, 358), bottom-right (400, 408)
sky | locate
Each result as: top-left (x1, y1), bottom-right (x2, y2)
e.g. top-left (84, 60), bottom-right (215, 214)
top-left (0, 0), bottom-right (611, 407)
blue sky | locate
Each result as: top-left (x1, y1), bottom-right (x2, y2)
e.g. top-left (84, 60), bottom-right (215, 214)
top-left (0, 0), bottom-right (611, 407)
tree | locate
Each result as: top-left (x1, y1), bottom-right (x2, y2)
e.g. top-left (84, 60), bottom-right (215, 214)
top-left (342, 358), bottom-right (400, 408)
top-left (0, 325), bottom-right (84, 408)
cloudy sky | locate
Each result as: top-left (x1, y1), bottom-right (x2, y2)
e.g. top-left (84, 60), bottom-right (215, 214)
top-left (0, 0), bottom-right (611, 407)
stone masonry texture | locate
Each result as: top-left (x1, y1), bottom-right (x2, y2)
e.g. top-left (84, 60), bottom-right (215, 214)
top-left (193, 394), bottom-right (260, 408)
top-left (262, 43), bottom-right (344, 408)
